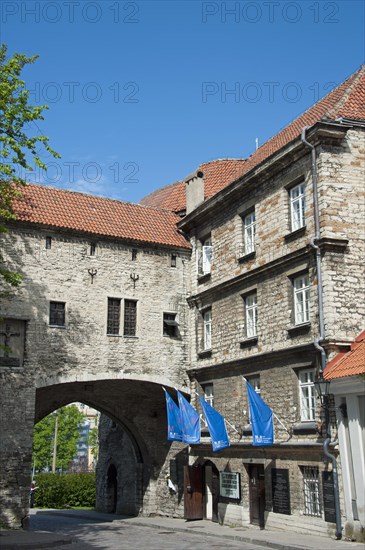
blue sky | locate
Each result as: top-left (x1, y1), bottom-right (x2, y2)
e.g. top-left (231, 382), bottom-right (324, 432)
top-left (2, 0), bottom-right (364, 204)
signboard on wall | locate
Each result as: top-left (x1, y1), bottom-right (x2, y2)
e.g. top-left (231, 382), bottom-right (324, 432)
top-left (271, 468), bottom-right (291, 515)
top-left (322, 471), bottom-right (336, 523)
top-left (219, 472), bottom-right (241, 500)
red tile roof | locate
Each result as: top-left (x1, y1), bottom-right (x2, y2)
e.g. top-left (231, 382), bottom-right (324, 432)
top-left (140, 159), bottom-right (247, 212)
top-left (141, 65), bottom-right (365, 213)
top-left (12, 184), bottom-right (191, 249)
top-left (325, 331), bottom-right (365, 380)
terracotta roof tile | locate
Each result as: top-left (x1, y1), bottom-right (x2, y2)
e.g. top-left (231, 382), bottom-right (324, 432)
top-left (324, 331), bottom-right (365, 380)
top-left (12, 184), bottom-right (191, 249)
top-left (140, 159), bottom-right (247, 212)
top-left (141, 65), bottom-right (365, 213)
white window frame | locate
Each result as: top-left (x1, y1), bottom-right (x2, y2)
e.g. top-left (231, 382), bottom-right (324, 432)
top-left (198, 236), bottom-right (212, 276)
top-left (245, 292), bottom-right (257, 338)
top-left (244, 211), bottom-right (256, 254)
top-left (293, 274), bottom-right (310, 325)
top-left (203, 309), bottom-right (212, 350)
top-left (299, 369), bottom-right (316, 421)
top-left (290, 182), bottom-right (306, 232)
top-left (202, 382), bottom-right (214, 407)
top-left (302, 466), bottom-right (321, 517)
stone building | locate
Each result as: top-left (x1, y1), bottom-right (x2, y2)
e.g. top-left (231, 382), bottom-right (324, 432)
top-left (0, 65), bottom-right (364, 538)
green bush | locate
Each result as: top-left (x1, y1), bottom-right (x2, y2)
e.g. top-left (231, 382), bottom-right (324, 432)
top-left (34, 473), bottom-right (96, 508)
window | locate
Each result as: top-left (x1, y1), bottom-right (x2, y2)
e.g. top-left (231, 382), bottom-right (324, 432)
top-left (90, 243), bottom-right (96, 256)
top-left (107, 298), bottom-right (121, 335)
top-left (301, 466), bottom-right (321, 517)
top-left (299, 369), bottom-right (315, 421)
top-left (247, 376), bottom-right (260, 423)
top-left (49, 301), bottom-right (65, 327)
top-left (124, 299), bottom-right (137, 336)
top-left (293, 274), bottom-right (310, 325)
top-left (132, 249), bottom-right (138, 261)
top-left (163, 312), bottom-right (179, 337)
top-left (245, 292), bottom-right (257, 338)
top-left (290, 182), bottom-right (306, 231)
top-left (244, 211), bottom-right (256, 254)
top-left (202, 383), bottom-right (214, 406)
top-left (45, 236), bottom-right (52, 250)
top-left (171, 254), bottom-right (177, 267)
top-left (198, 236), bottom-right (212, 276)
top-left (203, 309), bottom-right (212, 350)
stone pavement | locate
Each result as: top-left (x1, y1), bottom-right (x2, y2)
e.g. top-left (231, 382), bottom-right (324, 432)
top-left (0, 509), bottom-right (364, 550)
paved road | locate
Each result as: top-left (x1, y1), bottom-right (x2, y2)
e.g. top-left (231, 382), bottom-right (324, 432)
top-left (30, 511), bottom-right (272, 550)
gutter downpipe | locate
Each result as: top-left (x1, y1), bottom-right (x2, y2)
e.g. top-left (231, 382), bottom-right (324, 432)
top-left (301, 127), bottom-right (342, 539)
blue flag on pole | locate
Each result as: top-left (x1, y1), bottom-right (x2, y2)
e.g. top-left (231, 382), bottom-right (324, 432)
top-left (245, 379), bottom-right (274, 446)
top-left (163, 388), bottom-right (183, 441)
top-left (198, 395), bottom-right (230, 451)
top-left (177, 391), bottom-right (200, 444)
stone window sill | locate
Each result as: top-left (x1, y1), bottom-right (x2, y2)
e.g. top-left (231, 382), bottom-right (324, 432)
top-left (49, 325), bottom-right (66, 329)
top-left (287, 323), bottom-right (311, 336)
top-left (198, 349), bottom-right (212, 359)
top-left (284, 226), bottom-right (306, 242)
top-left (293, 421), bottom-right (316, 434)
top-left (240, 337), bottom-right (258, 348)
top-left (237, 251), bottom-right (255, 264)
top-left (197, 272), bottom-right (211, 283)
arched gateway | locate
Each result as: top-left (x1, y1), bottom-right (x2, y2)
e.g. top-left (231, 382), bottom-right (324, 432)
top-left (0, 185), bottom-right (191, 527)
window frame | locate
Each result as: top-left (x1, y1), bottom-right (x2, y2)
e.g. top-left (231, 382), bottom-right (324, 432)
top-left (293, 273), bottom-right (310, 325)
top-left (245, 292), bottom-right (258, 338)
top-left (299, 369), bottom-right (316, 422)
top-left (163, 312), bottom-right (179, 337)
top-left (243, 211), bottom-right (256, 255)
top-left (123, 299), bottom-right (137, 337)
top-left (107, 297), bottom-right (121, 335)
top-left (203, 308), bottom-right (212, 351)
top-left (49, 301), bottom-right (66, 327)
top-left (201, 382), bottom-right (214, 407)
top-left (45, 236), bottom-right (52, 250)
top-left (290, 182), bottom-right (306, 232)
top-left (301, 466), bottom-right (322, 517)
top-left (198, 236), bottom-right (212, 276)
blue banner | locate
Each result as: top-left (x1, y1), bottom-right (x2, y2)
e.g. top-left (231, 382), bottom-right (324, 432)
top-left (198, 395), bottom-right (230, 451)
top-left (246, 380), bottom-right (274, 446)
top-left (177, 391), bottom-right (200, 444)
top-left (163, 389), bottom-right (183, 441)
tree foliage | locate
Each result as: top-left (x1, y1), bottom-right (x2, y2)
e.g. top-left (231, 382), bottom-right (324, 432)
top-left (88, 425), bottom-right (99, 463)
top-left (0, 43), bottom-right (59, 286)
top-left (33, 405), bottom-right (85, 472)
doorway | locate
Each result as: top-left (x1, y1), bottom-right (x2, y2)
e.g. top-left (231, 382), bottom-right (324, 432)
top-left (203, 461), bottom-right (219, 522)
top-left (106, 464), bottom-right (118, 513)
top-left (249, 464), bottom-right (265, 528)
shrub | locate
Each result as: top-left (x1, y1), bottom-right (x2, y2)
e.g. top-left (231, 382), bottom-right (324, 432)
top-left (34, 473), bottom-right (96, 508)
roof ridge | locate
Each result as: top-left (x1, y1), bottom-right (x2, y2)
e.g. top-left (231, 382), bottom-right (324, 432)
top-left (253, 64), bottom-right (365, 157)
top-left (326, 64), bottom-right (365, 119)
top-left (22, 182), bottom-right (182, 217)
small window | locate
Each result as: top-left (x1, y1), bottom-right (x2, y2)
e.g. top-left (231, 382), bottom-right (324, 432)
top-left (90, 243), bottom-right (96, 256)
top-left (293, 274), bottom-right (310, 325)
top-left (171, 254), bottom-right (177, 267)
top-left (163, 312), bottom-right (179, 337)
top-left (299, 369), bottom-right (315, 421)
top-left (132, 249), bottom-right (138, 261)
top-left (290, 182), bottom-right (306, 232)
top-left (245, 292), bottom-right (257, 338)
top-left (49, 301), bottom-right (65, 327)
top-left (107, 298), bottom-right (121, 335)
top-left (202, 382), bottom-right (214, 407)
top-left (301, 466), bottom-right (321, 517)
top-left (198, 236), bottom-right (212, 276)
top-left (45, 236), bottom-right (52, 250)
top-left (243, 211), bottom-right (256, 254)
top-left (124, 300), bottom-right (137, 336)
top-left (203, 309), bottom-right (212, 350)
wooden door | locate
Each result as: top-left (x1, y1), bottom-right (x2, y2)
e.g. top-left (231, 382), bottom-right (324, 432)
top-left (249, 464), bottom-right (265, 528)
top-left (184, 465), bottom-right (203, 520)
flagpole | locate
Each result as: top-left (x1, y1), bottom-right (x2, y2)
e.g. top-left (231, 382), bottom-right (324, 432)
top-left (225, 418), bottom-right (241, 435)
top-left (273, 412), bottom-right (290, 434)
